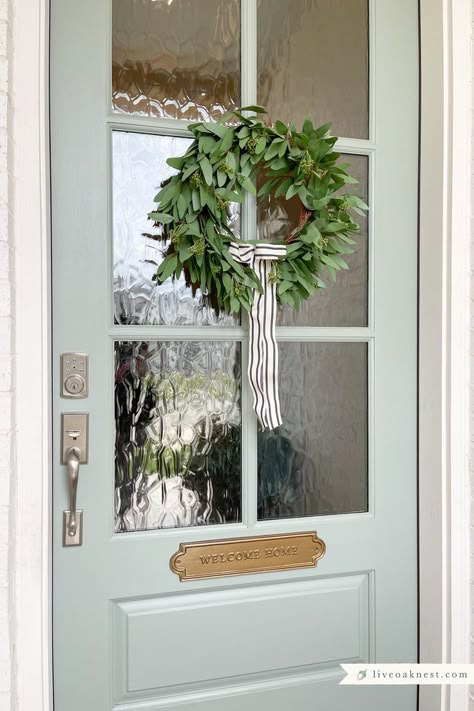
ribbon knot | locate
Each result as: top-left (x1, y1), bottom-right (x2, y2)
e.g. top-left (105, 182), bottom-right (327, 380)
top-left (229, 241), bottom-right (287, 430)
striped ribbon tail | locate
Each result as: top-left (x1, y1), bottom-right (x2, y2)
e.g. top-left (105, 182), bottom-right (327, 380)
top-left (229, 241), bottom-right (287, 430)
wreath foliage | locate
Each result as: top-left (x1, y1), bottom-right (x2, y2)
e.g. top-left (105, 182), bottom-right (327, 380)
top-left (147, 105), bottom-right (367, 314)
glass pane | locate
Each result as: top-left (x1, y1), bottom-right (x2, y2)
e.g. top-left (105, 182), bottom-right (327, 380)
top-left (113, 130), bottom-right (238, 325)
top-left (258, 154), bottom-right (368, 326)
top-left (115, 340), bottom-right (242, 531)
top-left (257, 0), bottom-right (369, 139)
top-left (112, 0), bottom-right (241, 121)
top-left (258, 342), bottom-right (368, 519)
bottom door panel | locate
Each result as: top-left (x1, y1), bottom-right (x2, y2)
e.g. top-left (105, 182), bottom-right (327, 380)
top-left (112, 574), bottom-right (368, 704)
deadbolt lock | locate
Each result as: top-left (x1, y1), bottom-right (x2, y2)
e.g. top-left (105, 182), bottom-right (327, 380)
top-left (61, 353), bottom-right (88, 398)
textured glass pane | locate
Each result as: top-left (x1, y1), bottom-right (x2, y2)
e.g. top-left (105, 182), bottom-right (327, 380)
top-left (112, 0), bottom-right (241, 121)
top-left (115, 341), bottom-right (241, 531)
top-left (257, 154), bottom-right (368, 327)
top-left (113, 131), bottom-right (238, 325)
top-left (258, 342), bottom-right (368, 519)
top-left (257, 0), bottom-right (369, 139)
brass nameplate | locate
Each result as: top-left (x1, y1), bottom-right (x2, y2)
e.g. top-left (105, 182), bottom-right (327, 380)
top-left (170, 531), bottom-right (326, 582)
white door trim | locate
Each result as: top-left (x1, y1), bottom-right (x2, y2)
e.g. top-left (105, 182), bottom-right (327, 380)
top-left (10, 1), bottom-right (470, 710)
top-left (418, 0), bottom-right (471, 710)
top-left (12, 0), bottom-right (52, 709)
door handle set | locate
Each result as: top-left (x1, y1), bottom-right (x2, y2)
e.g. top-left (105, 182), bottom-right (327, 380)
top-left (61, 413), bottom-right (88, 547)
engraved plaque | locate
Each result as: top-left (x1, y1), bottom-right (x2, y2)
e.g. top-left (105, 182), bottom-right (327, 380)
top-left (170, 532), bottom-right (326, 581)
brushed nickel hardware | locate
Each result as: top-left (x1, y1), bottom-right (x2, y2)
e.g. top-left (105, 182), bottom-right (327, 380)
top-left (61, 413), bottom-right (88, 546)
top-left (61, 353), bottom-right (88, 398)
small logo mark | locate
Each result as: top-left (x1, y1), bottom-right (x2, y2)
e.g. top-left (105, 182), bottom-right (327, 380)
top-left (357, 670), bottom-right (367, 681)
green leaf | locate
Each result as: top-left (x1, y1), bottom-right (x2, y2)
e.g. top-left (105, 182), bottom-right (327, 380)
top-left (277, 280), bottom-right (292, 295)
top-left (217, 169), bottom-right (227, 187)
top-left (192, 189), bottom-right (200, 211)
top-left (278, 140), bottom-right (288, 158)
top-left (154, 182), bottom-right (177, 204)
top-left (182, 163), bottom-right (200, 181)
top-left (199, 135), bottom-right (217, 153)
top-left (302, 116), bottom-right (314, 136)
top-left (346, 195), bottom-right (369, 211)
top-left (274, 120), bottom-right (288, 135)
top-left (177, 192), bottom-right (187, 218)
top-left (320, 254), bottom-right (341, 270)
top-left (239, 104), bottom-right (267, 113)
top-left (166, 156), bottom-right (185, 170)
top-left (257, 179), bottom-right (277, 198)
top-left (269, 157), bottom-right (290, 171)
top-left (199, 156), bottom-right (213, 186)
top-left (255, 136), bottom-right (267, 154)
top-left (315, 121), bottom-right (332, 138)
top-left (285, 183), bottom-right (299, 200)
top-left (219, 129), bottom-right (234, 153)
top-left (275, 177), bottom-right (292, 198)
top-left (264, 141), bottom-right (283, 161)
top-left (329, 254), bottom-right (349, 269)
top-left (278, 290), bottom-right (295, 308)
top-left (340, 174), bottom-right (358, 184)
top-left (199, 183), bottom-right (208, 207)
top-left (148, 211), bottom-right (174, 224)
top-left (158, 254), bottom-right (178, 281)
top-left (297, 186), bottom-right (312, 208)
top-left (206, 122), bottom-right (226, 138)
top-left (239, 175), bottom-right (257, 196)
top-left (222, 273), bottom-right (232, 292)
top-left (179, 246), bottom-right (193, 262)
top-left (186, 219), bottom-right (200, 236)
top-left (325, 222), bottom-right (346, 233)
top-left (227, 152), bottom-right (236, 171)
top-left (223, 250), bottom-right (245, 277)
top-left (286, 241), bottom-right (303, 254)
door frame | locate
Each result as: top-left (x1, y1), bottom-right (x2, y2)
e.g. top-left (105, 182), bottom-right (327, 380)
top-left (10, 0), bottom-right (470, 710)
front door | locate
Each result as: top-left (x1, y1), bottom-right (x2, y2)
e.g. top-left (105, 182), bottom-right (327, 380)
top-left (51, 1), bottom-right (419, 709)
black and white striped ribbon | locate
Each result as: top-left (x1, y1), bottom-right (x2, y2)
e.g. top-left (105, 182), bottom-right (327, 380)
top-left (229, 241), bottom-right (287, 430)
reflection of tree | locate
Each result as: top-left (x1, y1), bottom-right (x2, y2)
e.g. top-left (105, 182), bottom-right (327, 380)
top-left (257, 430), bottom-right (315, 520)
top-left (115, 341), bottom-right (241, 531)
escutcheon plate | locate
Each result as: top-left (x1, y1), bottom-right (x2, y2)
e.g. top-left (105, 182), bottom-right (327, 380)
top-left (170, 531), bottom-right (326, 582)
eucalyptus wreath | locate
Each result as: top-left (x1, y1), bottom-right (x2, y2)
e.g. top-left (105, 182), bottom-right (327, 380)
top-left (147, 105), bottom-right (367, 314)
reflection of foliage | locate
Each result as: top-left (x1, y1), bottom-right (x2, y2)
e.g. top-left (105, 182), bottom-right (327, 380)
top-left (115, 342), bottom-right (241, 527)
top-left (258, 431), bottom-right (311, 520)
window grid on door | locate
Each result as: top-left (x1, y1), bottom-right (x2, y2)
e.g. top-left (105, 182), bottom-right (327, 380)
top-left (107, 0), bottom-right (375, 533)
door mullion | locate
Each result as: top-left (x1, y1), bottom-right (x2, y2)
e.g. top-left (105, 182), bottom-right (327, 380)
top-left (240, 0), bottom-right (258, 527)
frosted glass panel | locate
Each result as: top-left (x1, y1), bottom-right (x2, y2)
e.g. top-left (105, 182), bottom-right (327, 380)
top-left (112, 0), bottom-right (241, 121)
top-left (257, 0), bottom-right (369, 139)
top-left (258, 342), bottom-right (368, 519)
top-left (258, 154), bottom-right (368, 326)
top-left (113, 131), bottom-right (238, 325)
top-left (115, 341), bottom-right (242, 532)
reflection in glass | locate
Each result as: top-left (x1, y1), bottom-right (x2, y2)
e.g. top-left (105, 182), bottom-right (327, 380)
top-left (115, 341), bottom-right (242, 531)
top-left (258, 342), bottom-right (368, 519)
top-left (258, 154), bottom-right (369, 326)
top-left (113, 131), bottom-right (238, 325)
top-left (112, 0), bottom-right (241, 121)
top-left (257, 0), bottom-right (369, 139)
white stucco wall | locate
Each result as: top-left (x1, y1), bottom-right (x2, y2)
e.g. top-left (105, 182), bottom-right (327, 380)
top-left (0, 0), bottom-right (12, 709)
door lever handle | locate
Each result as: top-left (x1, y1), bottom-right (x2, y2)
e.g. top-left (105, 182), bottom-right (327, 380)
top-left (61, 413), bottom-right (88, 547)
top-left (65, 447), bottom-right (80, 537)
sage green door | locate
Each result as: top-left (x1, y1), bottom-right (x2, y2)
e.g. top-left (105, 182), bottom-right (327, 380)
top-left (51, 1), bottom-right (419, 709)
